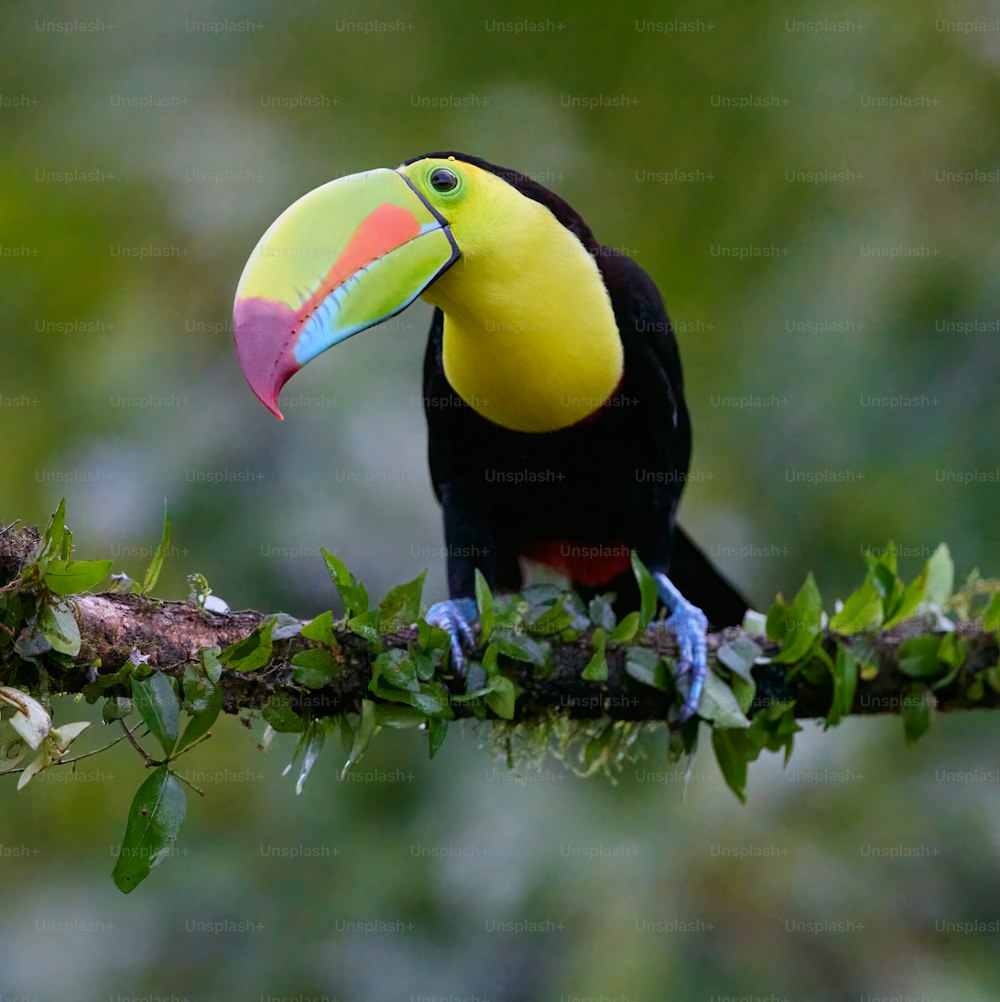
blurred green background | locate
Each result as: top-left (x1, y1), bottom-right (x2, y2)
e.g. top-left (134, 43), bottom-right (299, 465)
top-left (2, 0), bottom-right (999, 999)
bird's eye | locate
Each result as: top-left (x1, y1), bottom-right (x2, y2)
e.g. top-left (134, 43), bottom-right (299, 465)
top-left (429, 167), bottom-right (459, 193)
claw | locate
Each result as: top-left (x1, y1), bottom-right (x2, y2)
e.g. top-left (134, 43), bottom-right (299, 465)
top-left (424, 597), bottom-right (479, 673)
top-left (652, 573), bottom-right (709, 726)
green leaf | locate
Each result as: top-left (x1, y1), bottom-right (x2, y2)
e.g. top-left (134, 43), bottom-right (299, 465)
top-left (480, 642), bottom-right (499, 677)
top-left (262, 692), bottom-right (304, 733)
top-left (320, 546), bottom-right (350, 586)
top-left (44, 558), bottom-right (112, 595)
top-left (923, 543), bottom-right (954, 609)
top-left (485, 674), bottom-right (516, 720)
top-left (766, 595), bottom-right (789, 644)
top-left (609, 611), bottom-right (640, 643)
top-left (378, 571), bottom-right (426, 630)
top-left (321, 547), bottom-right (368, 616)
top-left (0, 593), bottom-right (22, 648)
top-left (291, 649), bottom-right (338, 689)
top-left (493, 592), bottom-right (528, 631)
top-left (427, 717), bottom-right (448, 758)
top-left (928, 631), bottom-right (965, 690)
top-left (199, 647), bottom-right (223, 684)
top-left (631, 552), bottom-right (658, 630)
top-left (413, 652), bottom-right (435, 682)
top-left (81, 666), bottom-right (131, 703)
top-left (867, 544), bottom-right (904, 615)
top-left (716, 637), bottom-right (762, 681)
top-left (528, 599), bottom-right (574, 636)
top-left (624, 647), bottom-right (670, 691)
top-left (902, 684), bottom-right (932, 744)
top-left (938, 632), bottom-right (966, 669)
top-left (712, 728), bottom-right (751, 803)
top-left (300, 610), bottom-right (338, 647)
top-left (369, 673), bottom-right (454, 717)
top-left (581, 628), bottom-right (608, 681)
top-left (699, 671), bottom-right (751, 728)
top-left (375, 705), bottom-right (426, 727)
top-left (132, 672), bottom-right (179, 758)
top-left (219, 617), bottom-right (276, 672)
top-left (982, 591), bottom-right (1000, 632)
top-left (180, 665), bottom-right (214, 715)
top-left (41, 498), bottom-right (68, 559)
top-left (475, 569), bottom-right (495, 641)
top-left (730, 674), bottom-right (756, 714)
top-left (772, 574), bottom-right (823, 664)
top-left (175, 682), bottom-right (222, 754)
top-left (102, 695), bottom-right (133, 723)
top-left (885, 561), bottom-right (930, 628)
top-left (492, 628), bottom-right (546, 666)
top-left (416, 619), bottom-right (435, 652)
top-left (347, 610), bottom-right (382, 647)
top-left (751, 700), bottom-right (801, 763)
top-left (112, 766), bottom-right (186, 894)
top-left (341, 700), bottom-right (377, 777)
top-left (898, 635), bottom-right (943, 678)
top-left (40, 599), bottom-right (81, 656)
top-left (371, 649), bottom-right (418, 692)
top-left (141, 501), bottom-right (171, 596)
top-left (827, 644), bottom-right (860, 727)
top-left (830, 577), bottom-right (883, 635)
top-left (449, 680), bottom-right (491, 703)
top-left (407, 682), bottom-right (455, 719)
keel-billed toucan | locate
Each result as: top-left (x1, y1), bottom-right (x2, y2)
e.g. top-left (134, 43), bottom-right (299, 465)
top-left (233, 152), bottom-right (747, 722)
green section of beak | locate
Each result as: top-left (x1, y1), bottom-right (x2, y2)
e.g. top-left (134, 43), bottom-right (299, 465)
top-left (233, 168), bottom-right (458, 416)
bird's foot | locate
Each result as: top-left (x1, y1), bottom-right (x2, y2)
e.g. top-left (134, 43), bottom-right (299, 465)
top-left (424, 597), bottom-right (479, 674)
top-left (651, 573), bottom-right (709, 726)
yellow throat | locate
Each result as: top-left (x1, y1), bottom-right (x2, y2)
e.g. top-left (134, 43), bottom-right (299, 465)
top-left (411, 163), bottom-right (624, 434)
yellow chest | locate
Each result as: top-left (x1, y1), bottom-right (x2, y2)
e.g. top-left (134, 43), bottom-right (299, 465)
top-left (426, 228), bottom-right (624, 433)
top-left (441, 308), bottom-right (623, 433)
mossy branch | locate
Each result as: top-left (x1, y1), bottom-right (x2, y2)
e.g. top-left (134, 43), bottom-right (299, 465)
top-left (2, 521), bottom-right (997, 724)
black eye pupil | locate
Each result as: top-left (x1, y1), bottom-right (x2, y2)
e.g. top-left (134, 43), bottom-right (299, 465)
top-left (430, 168), bottom-right (458, 192)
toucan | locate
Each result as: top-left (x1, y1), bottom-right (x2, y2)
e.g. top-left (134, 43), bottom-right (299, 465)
top-left (233, 152), bottom-right (748, 722)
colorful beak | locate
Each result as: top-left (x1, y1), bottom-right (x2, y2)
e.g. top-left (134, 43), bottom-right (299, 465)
top-left (233, 168), bottom-right (459, 418)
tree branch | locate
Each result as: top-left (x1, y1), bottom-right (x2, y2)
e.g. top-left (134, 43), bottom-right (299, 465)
top-left (2, 522), bottom-right (997, 723)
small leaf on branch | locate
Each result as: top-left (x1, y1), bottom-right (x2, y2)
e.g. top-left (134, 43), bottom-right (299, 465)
top-left (44, 559), bottom-right (112, 595)
top-left (132, 671), bottom-right (180, 758)
top-left (112, 766), bottom-right (186, 894)
top-left (219, 617), bottom-right (276, 672)
top-left (141, 501), bottom-right (171, 596)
